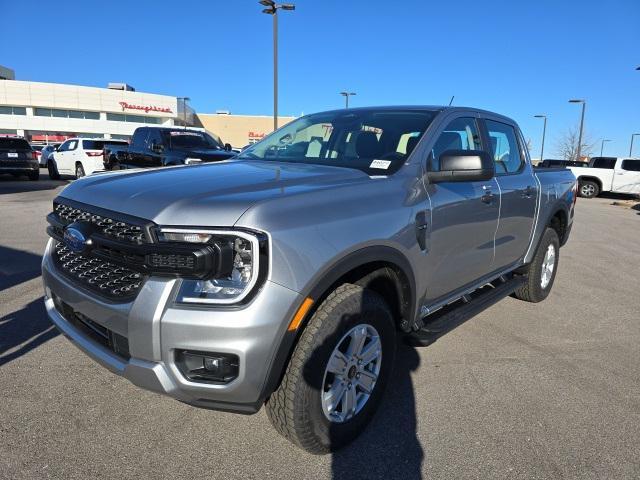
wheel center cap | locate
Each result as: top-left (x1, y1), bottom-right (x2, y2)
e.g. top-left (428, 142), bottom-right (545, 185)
top-left (347, 365), bottom-right (357, 379)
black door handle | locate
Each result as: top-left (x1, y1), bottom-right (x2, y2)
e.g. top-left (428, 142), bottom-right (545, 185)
top-left (415, 211), bottom-right (428, 250)
top-left (521, 186), bottom-right (534, 198)
top-left (481, 191), bottom-right (494, 204)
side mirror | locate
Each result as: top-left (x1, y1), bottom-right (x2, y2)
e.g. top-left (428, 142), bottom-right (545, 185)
top-left (151, 142), bottom-right (164, 153)
top-left (224, 143), bottom-right (233, 151)
top-left (428, 150), bottom-right (494, 183)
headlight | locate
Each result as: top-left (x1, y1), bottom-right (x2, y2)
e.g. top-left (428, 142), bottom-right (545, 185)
top-left (157, 229), bottom-right (262, 305)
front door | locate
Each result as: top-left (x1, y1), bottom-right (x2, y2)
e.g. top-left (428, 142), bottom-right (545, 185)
top-left (612, 159), bottom-right (640, 195)
top-left (484, 119), bottom-right (538, 270)
top-left (422, 116), bottom-right (500, 303)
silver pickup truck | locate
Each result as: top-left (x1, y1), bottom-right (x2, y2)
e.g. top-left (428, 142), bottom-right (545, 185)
top-left (42, 106), bottom-right (577, 454)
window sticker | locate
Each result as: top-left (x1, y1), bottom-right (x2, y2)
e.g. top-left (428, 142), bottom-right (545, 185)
top-left (370, 159), bottom-right (391, 170)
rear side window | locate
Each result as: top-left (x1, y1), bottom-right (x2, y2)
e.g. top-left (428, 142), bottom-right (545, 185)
top-left (485, 120), bottom-right (524, 174)
top-left (0, 138), bottom-right (31, 150)
top-left (82, 140), bottom-right (127, 150)
top-left (591, 157), bottom-right (616, 169)
top-left (621, 159), bottom-right (640, 172)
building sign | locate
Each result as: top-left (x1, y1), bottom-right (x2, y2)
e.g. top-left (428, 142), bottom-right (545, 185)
top-left (119, 101), bottom-right (173, 114)
top-left (248, 131), bottom-right (266, 140)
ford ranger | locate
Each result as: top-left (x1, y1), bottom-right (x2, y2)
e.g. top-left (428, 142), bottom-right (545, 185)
top-left (42, 106), bottom-right (577, 454)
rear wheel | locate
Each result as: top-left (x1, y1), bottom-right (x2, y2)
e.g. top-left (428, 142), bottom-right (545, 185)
top-left (578, 180), bottom-right (599, 198)
top-left (266, 283), bottom-right (396, 454)
top-left (513, 228), bottom-right (560, 303)
top-left (75, 162), bottom-right (85, 179)
top-left (47, 160), bottom-right (60, 180)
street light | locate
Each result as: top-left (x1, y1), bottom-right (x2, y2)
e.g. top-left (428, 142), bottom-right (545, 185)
top-left (177, 97), bottom-right (190, 129)
top-left (340, 91), bottom-right (356, 108)
top-left (260, 0), bottom-right (295, 131)
top-left (569, 99), bottom-right (586, 162)
top-left (599, 139), bottom-right (611, 157)
top-left (534, 115), bottom-right (547, 162)
top-left (630, 133), bottom-right (640, 157)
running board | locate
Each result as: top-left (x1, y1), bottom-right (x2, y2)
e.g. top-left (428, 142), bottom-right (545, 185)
top-left (405, 275), bottom-right (526, 347)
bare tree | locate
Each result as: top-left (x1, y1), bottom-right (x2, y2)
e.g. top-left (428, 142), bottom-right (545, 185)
top-left (525, 138), bottom-right (534, 152)
top-left (554, 126), bottom-right (596, 161)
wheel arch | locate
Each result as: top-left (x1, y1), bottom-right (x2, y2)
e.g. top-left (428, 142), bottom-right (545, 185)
top-left (577, 175), bottom-right (602, 190)
top-left (260, 245), bottom-right (417, 402)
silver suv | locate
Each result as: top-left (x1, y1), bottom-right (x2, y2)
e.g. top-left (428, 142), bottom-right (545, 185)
top-left (42, 106), bottom-right (576, 453)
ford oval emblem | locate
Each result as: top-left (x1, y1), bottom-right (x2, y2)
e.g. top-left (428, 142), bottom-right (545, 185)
top-left (63, 224), bottom-right (92, 253)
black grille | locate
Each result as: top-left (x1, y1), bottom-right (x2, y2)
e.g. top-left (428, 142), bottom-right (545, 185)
top-left (54, 203), bottom-right (147, 244)
top-left (53, 242), bottom-right (144, 299)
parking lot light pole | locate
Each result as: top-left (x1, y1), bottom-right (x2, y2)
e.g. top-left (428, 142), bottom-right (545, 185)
top-left (177, 97), bottom-right (190, 129)
top-left (534, 115), bottom-right (547, 162)
top-left (340, 92), bottom-right (356, 108)
top-left (569, 99), bottom-right (586, 162)
top-left (600, 139), bottom-right (611, 157)
top-left (630, 133), bottom-right (640, 157)
top-left (260, 0), bottom-right (295, 132)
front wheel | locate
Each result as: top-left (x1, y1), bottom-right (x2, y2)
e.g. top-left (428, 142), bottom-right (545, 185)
top-left (266, 284), bottom-right (396, 454)
top-left (47, 160), bottom-right (60, 180)
top-left (75, 162), bottom-right (85, 179)
top-left (513, 228), bottom-right (560, 303)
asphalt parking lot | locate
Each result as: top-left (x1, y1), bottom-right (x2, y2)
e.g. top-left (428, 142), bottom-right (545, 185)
top-left (1, 172), bottom-right (639, 480)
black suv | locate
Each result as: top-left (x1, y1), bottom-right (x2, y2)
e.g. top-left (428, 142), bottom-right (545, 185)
top-left (103, 127), bottom-right (237, 170)
top-left (0, 137), bottom-right (39, 180)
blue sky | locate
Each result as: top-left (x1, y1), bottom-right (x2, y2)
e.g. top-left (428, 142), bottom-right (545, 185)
top-left (1, 0), bottom-right (639, 157)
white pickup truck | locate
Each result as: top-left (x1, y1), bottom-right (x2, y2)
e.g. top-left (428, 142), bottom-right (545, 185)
top-left (569, 157), bottom-right (640, 198)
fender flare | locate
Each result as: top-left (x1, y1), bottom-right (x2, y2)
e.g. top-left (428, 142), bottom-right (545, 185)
top-left (259, 245), bottom-right (417, 402)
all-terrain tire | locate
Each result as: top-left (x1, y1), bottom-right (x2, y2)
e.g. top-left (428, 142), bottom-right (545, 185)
top-left (513, 228), bottom-right (560, 303)
top-left (75, 162), bottom-right (85, 179)
top-left (266, 283), bottom-right (396, 454)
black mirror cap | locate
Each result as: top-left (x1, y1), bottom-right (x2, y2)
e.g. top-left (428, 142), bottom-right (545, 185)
top-left (428, 150), bottom-right (494, 183)
top-left (224, 143), bottom-right (233, 151)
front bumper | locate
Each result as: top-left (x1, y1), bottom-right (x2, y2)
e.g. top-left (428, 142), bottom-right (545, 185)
top-left (42, 239), bottom-right (302, 414)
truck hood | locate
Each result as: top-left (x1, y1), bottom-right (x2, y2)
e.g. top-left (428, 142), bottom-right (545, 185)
top-left (58, 160), bottom-right (370, 226)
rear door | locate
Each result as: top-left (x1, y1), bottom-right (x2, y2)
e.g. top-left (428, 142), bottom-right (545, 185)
top-left (612, 159), bottom-right (640, 194)
top-left (483, 118), bottom-right (538, 270)
top-left (421, 115), bottom-right (500, 302)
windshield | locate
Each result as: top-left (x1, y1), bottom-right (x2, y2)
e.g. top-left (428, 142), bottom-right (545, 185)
top-left (236, 109), bottom-right (438, 175)
top-left (166, 130), bottom-right (222, 150)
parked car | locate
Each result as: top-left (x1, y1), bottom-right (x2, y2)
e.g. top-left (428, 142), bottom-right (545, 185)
top-left (31, 144), bottom-right (44, 165)
top-left (48, 138), bottom-right (129, 179)
top-left (42, 106), bottom-right (576, 453)
top-left (0, 137), bottom-right (39, 180)
top-left (103, 127), bottom-right (236, 170)
top-left (538, 158), bottom-right (589, 168)
top-left (569, 156), bottom-right (640, 198)
top-left (39, 143), bottom-right (61, 167)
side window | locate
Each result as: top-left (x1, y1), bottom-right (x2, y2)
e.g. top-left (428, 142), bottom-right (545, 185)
top-left (591, 157), bottom-right (616, 169)
top-left (485, 120), bottom-right (523, 174)
top-left (430, 117), bottom-right (481, 171)
top-left (67, 140), bottom-right (78, 151)
top-left (146, 129), bottom-right (163, 150)
top-left (621, 159), bottom-right (640, 172)
top-left (131, 129), bottom-right (149, 150)
top-left (57, 141), bottom-right (69, 152)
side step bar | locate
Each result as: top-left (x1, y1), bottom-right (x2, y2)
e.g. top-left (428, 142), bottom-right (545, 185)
top-left (405, 275), bottom-right (526, 347)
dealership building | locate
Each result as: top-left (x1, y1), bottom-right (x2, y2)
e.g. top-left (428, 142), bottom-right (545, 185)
top-left (0, 67), bottom-right (189, 144)
top-left (0, 66), bottom-right (297, 147)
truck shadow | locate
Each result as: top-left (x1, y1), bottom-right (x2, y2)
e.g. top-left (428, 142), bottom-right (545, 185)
top-left (0, 297), bottom-right (57, 367)
top-left (330, 344), bottom-right (423, 479)
top-left (0, 246), bottom-right (44, 291)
